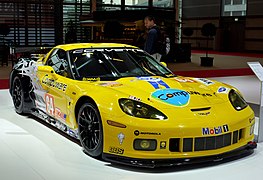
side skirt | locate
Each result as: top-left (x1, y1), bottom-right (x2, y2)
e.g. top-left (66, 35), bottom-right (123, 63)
top-left (31, 109), bottom-right (79, 139)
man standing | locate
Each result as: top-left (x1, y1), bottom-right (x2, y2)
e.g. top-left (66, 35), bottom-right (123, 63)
top-left (144, 16), bottom-right (162, 62)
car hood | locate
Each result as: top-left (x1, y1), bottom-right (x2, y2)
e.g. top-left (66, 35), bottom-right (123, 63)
top-left (94, 76), bottom-right (230, 109)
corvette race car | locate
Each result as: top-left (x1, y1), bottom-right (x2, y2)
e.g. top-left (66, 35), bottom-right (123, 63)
top-left (9, 43), bottom-right (256, 168)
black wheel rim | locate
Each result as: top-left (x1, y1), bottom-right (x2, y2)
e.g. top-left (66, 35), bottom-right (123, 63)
top-left (78, 104), bottom-right (101, 151)
top-left (12, 78), bottom-right (22, 109)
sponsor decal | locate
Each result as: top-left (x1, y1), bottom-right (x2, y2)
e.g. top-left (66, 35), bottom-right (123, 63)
top-left (174, 77), bottom-right (196, 83)
top-left (197, 112), bottom-right (211, 116)
top-left (55, 107), bottom-right (67, 121)
top-left (20, 61), bottom-right (42, 93)
top-left (187, 91), bottom-right (213, 97)
top-left (16, 59), bottom-right (36, 77)
top-left (45, 94), bottom-right (67, 120)
top-left (134, 130), bottom-right (161, 136)
top-left (83, 77), bottom-right (100, 81)
top-left (42, 75), bottom-right (67, 91)
top-left (99, 82), bottom-right (122, 87)
top-left (129, 95), bottom-right (141, 101)
top-left (151, 89), bottom-right (190, 106)
top-left (118, 133), bottom-right (125, 145)
top-left (202, 124), bottom-right (229, 135)
top-left (137, 77), bottom-right (170, 89)
top-left (68, 129), bottom-right (77, 137)
top-left (217, 86), bottom-right (229, 93)
top-left (109, 147), bottom-right (124, 155)
top-left (45, 94), bottom-right (55, 116)
top-left (194, 78), bottom-right (214, 86)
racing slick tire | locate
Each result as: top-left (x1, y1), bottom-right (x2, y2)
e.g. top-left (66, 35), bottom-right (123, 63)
top-left (11, 76), bottom-right (26, 114)
top-left (77, 102), bottom-right (103, 158)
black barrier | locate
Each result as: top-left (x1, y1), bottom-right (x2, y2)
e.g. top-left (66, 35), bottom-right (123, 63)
top-left (161, 43), bottom-right (191, 63)
top-left (0, 45), bottom-right (9, 66)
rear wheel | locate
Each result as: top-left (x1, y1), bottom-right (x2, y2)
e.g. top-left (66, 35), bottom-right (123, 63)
top-left (12, 76), bottom-right (25, 114)
top-left (77, 102), bottom-right (103, 158)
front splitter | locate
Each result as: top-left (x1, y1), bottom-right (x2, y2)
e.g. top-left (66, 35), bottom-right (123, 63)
top-left (102, 142), bottom-right (257, 168)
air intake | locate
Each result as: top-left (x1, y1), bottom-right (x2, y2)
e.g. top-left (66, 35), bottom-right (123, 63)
top-left (191, 107), bottom-right (211, 112)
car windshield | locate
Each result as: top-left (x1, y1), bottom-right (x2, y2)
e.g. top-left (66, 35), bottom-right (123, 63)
top-left (69, 48), bottom-right (174, 80)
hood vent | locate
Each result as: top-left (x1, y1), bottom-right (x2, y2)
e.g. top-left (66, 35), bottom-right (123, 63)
top-left (191, 107), bottom-right (211, 112)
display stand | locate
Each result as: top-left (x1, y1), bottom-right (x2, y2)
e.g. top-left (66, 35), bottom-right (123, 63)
top-left (247, 62), bottom-right (263, 142)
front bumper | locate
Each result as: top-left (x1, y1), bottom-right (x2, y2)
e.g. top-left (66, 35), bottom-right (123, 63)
top-left (102, 141), bottom-right (257, 168)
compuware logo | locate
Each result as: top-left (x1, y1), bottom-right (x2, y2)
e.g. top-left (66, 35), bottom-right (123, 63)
top-left (151, 89), bottom-right (190, 106)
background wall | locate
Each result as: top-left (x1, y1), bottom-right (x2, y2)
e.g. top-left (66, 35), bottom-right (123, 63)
top-left (182, 0), bottom-right (221, 18)
top-left (247, 0), bottom-right (263, 15)
top-left (181, 0), bottom-right (263, 52)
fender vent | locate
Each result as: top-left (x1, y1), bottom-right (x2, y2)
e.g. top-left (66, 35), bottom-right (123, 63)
top-left (191, 107), bottom-right (211, 112)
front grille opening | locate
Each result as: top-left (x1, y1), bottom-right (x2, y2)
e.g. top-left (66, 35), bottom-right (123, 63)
top-left (183, 138), bottom-right (193, 152)
top-left (224, 133), bottom-right (232, 146)
top-left (215, 134), bottom-right (224, 149)
top-left (239, 129), bottom-right (243, 140)
top-left (233, 130), bottom-right (238, 144)
top-left (194, 133), bottom-right (232, 151)
top-left (206, 136), bottom-right (216, 150)
top-left (169, 129), bottom-right (243, 153)
top-left (169, 138), bottom-right (180, 152)
top-left (194, 137), bottom-right (204, 151)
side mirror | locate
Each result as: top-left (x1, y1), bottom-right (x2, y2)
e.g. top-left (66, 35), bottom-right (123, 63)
top-left (160, 62), bottom-right (167, 67)
top-left (38, 66), bottom-right (58, 80)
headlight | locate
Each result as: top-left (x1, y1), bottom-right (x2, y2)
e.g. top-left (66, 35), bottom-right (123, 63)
top-left (118, 98), bottom-right (167, 120)
top-left (228, 89), bottom-right (248, 111)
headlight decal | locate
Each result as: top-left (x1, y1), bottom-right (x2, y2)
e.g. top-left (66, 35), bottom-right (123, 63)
top-left (151, 89), bottom-right (190, 106)
top-left (228, 89), bottom-right (248, 111)
top-left (118, 98), bottom-right (167, 120)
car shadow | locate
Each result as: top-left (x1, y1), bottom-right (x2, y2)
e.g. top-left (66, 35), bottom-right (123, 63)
top-left (105, 150), bottom-right (255, 173)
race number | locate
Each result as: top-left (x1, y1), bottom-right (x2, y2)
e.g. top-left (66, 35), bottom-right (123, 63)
top-left (45, 94), bottom-right (55, 116)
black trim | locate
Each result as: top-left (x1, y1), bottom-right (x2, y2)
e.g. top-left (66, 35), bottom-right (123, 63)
top-left (102, 142), bottom-right (257, 168)
top-left (190, 107), bottom-right (211, 112)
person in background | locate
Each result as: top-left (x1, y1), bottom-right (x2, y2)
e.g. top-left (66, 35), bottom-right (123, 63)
top-left (144, 15), bottom-right (162, 62)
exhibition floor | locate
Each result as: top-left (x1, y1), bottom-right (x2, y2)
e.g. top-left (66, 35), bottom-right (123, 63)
top-left (0, 75), bottom-right (262, 180)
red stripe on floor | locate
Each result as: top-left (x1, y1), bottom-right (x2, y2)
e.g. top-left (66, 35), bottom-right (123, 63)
top-left (0, 79), bottom-right (9, 89)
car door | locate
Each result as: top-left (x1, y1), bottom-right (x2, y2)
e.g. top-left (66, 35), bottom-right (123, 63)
top-left (41, 48), bottom-right (70, 124)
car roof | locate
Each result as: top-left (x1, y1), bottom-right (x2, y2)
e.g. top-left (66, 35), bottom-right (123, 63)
top-left (55, 43), bottom-right (138, 51)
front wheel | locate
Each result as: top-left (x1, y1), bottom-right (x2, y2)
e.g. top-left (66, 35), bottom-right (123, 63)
top-left (77, 102), bottom-right (103, 158)
top-left (11, 76), bottom-right (25, 114)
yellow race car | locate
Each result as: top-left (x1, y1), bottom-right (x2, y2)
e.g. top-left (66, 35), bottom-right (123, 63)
top-left (9, 43), bottom-right (256, 168)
